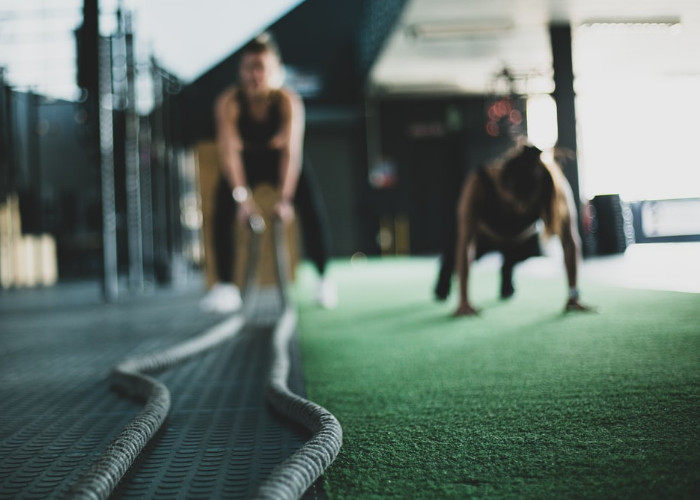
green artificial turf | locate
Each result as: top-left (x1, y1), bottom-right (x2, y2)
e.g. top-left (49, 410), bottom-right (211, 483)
top-left (292, 257), bottom-right (700, 499)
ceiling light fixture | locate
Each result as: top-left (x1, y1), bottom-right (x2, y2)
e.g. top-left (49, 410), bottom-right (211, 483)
top-left (579, 17), bottom-right (681, 33)
top-left (406, 19), bottom-right (514, 40)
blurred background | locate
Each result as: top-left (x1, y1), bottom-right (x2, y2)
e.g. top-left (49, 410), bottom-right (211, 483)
top-left (1, 0), bottom-right (699, 299)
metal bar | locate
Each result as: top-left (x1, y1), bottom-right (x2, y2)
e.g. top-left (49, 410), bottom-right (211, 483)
top-left (272, 218), bottom-right (290, 308)
top-left (99, 34), bottom-right (118, 301)
top-left (138, 116), bottom-right (155, 286)
top-left (123, 11), bottom-right (143, 290)
top-left (241, 214), bottom-right (266, 319)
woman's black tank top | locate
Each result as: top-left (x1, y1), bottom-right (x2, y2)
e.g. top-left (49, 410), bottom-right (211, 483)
top-left (476, 167), bottom-right (543, 239)
top-left (236, 89), bottom-right (282, 187)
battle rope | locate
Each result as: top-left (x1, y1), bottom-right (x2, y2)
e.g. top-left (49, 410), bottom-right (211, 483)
top-left (65, 314), bottom-right (246, 500)
top-left (65, 216), bottom-right (342, 500)
top-left (65, 216), bottom-right (263, 500)
top-left (255, 306), bottom-right (343, 500)
top-left (253, 220), bottom-right (343, 500)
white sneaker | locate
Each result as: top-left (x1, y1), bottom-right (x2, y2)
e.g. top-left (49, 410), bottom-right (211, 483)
top-left (315, 277), bottom-right (338, 309)
top-left (200, 283), bottom-right (242, 313)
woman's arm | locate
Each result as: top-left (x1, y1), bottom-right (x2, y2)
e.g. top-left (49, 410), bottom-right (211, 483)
top-left (270, 88), bottom-right (305, 220)
top-left (557, 179), bottom-right (590, 311)
top-left (214, 88), bottom-right (258, 220)
top-left (454, 174), bottom-right (480, 316)
top-left (215, 88), bottom-right (245, 189)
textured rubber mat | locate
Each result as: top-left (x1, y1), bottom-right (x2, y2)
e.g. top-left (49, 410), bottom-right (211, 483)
top-left (0, 282), bottom-right (325, 499)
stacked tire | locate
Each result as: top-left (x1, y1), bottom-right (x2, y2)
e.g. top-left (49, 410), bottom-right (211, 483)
top-left (589, 194), bottom-right (635, 255)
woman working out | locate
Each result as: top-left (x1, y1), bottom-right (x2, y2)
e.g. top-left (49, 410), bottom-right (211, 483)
top-left (452, 144), bottom-right (590, 316)
top-left (201, 33), bottom-right (337, 313)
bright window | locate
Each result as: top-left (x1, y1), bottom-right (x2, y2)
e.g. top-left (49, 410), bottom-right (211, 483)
top-left (576, 76), bottom-right (700, 201)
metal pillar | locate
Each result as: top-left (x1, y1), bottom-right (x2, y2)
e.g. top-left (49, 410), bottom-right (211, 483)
top-left (549, 24), bottom-right (582, 217)
top-left (122, 10), bottom-right (144, 290)
top-left (99, 34), bottom-right (119, 301)
top-left (149, 63), bottom-right (169, 283)
top-left (0, 70), bottom-right (12, 202)
top-left (138, 116), bottom-right (155, 286)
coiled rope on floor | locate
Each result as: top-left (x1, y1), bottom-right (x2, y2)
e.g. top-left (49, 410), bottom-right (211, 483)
top-left (254, 218), bottom-right (342, 499)
top-left (65, 314), bottom-right (246, 500)
top-left (254, 306), bottom-right (343, 500)
top-left (65, 216), bottom-right (342, 500)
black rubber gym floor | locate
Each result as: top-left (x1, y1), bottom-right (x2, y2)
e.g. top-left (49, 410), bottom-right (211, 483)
top-left (0, 280), bottom-right (324, 499)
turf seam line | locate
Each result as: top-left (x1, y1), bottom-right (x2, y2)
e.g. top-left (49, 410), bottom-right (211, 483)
top-left (64, 314), bottom-right (245, 500)
top-left (254, 306), bottom-right (343, 500)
